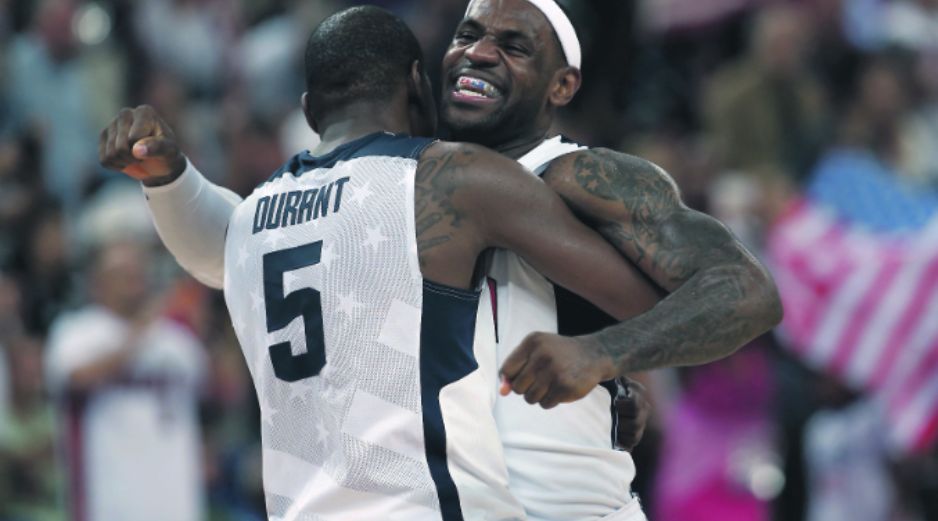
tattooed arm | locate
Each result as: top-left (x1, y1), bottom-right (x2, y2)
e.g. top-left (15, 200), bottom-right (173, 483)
top-left (415, 141), bottom-right (661, 315)
top-left (551, 148), bottom-right (782, 371)
top-left (500, 148), bottom-right (782, 407)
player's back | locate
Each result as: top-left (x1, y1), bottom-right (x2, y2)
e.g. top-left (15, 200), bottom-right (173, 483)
top-left (222, 132), bottom-right (523, 521)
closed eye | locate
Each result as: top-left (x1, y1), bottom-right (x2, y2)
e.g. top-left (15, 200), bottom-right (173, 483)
top-left (503, 44), bottom-right (529, 56)
top-left (454, 31), bottom-right (479, 44)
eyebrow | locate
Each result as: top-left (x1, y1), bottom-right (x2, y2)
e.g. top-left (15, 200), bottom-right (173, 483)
top-left (459, 18), bottom-right (538, 46)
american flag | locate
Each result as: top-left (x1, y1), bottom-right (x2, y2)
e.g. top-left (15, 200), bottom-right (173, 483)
top-left (766, 149), bottom-right (938, 455)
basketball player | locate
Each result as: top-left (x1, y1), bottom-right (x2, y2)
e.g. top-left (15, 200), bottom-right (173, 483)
top-left (439, 1), bottom-right (781, 519)
top-left (100, 7), bottom-right (662, 519)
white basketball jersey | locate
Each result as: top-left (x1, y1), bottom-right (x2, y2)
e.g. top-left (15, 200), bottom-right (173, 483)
top-left (223, 132), bottom-right (524, 521)
top-left (489, 136), bottom-right (641, 521)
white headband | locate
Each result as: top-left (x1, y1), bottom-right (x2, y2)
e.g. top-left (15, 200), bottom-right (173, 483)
top-left (464, 0), bottom-right (582, 69)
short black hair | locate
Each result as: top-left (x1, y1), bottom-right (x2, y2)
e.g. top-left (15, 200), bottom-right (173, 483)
top-left (304, 6), bottom-right (424, 119)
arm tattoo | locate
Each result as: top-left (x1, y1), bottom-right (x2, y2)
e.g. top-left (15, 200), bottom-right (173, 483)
top-left (559, 149), bottom-right (782, 372)
top-left (413, 146), bottom-right (471, 266)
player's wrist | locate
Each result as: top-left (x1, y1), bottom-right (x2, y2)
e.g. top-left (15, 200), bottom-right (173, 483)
top-left (577, 333), bottom-right (620, 381)
top-left (141, 154), bottom-right (188, 187)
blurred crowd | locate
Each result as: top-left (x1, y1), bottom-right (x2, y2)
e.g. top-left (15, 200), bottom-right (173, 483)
top-left (2, 0), bottom-right (938, 520)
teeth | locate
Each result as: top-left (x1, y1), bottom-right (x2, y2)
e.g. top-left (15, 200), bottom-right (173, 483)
top-left (457, 87), bottom-right (486, 98)
top-left (456, 75), bottom-right (501, 98)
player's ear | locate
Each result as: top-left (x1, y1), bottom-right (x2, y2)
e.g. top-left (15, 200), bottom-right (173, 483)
top-left (301, 92), bottom-right (320, 134)
top-left (408, 60), bottom-right (427, 101)
top-left (407, 60), bottom-right (438, 137)
top-left (548, 67), bottom-right (582, 108)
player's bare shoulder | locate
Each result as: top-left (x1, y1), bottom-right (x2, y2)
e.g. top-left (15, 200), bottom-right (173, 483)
top-left (413, 141), bottom-right (494, 270)
top-left (539, 147), bottom-right (683, 224)
top-left (416, 141), bottom-right (522, 192)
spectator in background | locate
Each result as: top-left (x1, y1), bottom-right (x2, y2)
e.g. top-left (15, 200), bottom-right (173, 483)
top-left (0, 270), bottom-right (23, 432)
top-left (0, 271), bottom-right (23, 340)
top-left (881, 0), bottom-right (938, 50)
top-left (133, 0), bottom-right (239, 98)
top-left (704, 3), bottom-right (829, 180)
top-left (846, 0), bottom-right (938, 51)
top-left (652, 344), bottom-right (781, 521)
top-left (0, 135), bottom-right (47, 267)
top-left (0, 340), bottom-right (7, 436)
top-left (3, 0), bottom-right (108, 215)
top-left (806, 55), bottom-right (933, 232)
top-left (900, 50), bottom-right (938, 187)
top-left (12, 205), bottom-right (73, 336)
top-left (45, 241), bottom-right (207, 521)
top-left (0, 335), bottom-right (63, 521)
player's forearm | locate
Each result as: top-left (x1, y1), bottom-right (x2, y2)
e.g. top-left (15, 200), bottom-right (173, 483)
top-left (583, 255), bottom-right (782, 374)
top-left (143, 158), bottom-right (241, 289)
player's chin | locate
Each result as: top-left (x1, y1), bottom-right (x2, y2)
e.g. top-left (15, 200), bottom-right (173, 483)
top-left (441, 100), bottom-right (504, 135)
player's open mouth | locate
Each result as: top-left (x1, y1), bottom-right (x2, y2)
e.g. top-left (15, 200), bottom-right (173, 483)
top-left (452, 75), bottom-right (502, 103)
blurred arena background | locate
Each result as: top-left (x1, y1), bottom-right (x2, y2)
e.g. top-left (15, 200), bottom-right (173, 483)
top-left (2, 0), bottom-right (938, 520)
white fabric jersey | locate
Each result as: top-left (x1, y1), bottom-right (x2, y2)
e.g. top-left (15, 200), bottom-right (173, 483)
top-left (489, 136), bottom-right (644, 521)
top-left (222, 132), bottom-right (523, 521)
top-left (45, 306), bottom-right (206, 521)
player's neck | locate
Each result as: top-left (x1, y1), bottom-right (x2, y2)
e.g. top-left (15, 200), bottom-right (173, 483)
top-left (490, 130), bottom-right (553, 160)
top-left (313, 105), bottom-right (410, 156)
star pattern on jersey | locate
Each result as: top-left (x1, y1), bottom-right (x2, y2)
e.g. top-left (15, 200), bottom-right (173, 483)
top-left (363, 226), bottom-right (387, 252)
top-left (232, 312), bottom-right (249, 342)
top-left (319, 243), bottom-right (336, 269)
top-left (259, 395), bottom-right (278, 427)
top-left (287, 380), bottom-right (314, 403)
top-left (236, 245), bottom-right (249, 269)
top-left (283, 270), bottom-right (300, 292)
top-left (314, 417), bottom-right (329, 446)
top-left (250, 289), bottom-right (264, 313)
top-left (336, 291), bottom-right (363, 317)
top-left (347, 181), bottom-right (373, 206)
top-left (263, 228), bottom-right (287, 248)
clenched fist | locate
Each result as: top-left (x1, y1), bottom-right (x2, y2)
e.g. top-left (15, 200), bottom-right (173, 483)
top-left (99, 105), bottom-right (186, 186)
top-left (499, 332), bottom-right (617, 409)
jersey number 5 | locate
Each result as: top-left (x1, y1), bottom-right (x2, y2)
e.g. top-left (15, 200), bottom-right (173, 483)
top-left (263, 241), bottom-right (325, 382)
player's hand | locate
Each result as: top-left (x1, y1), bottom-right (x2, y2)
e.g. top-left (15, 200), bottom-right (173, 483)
top-left (613, 377), bottom-right (650, 451)
top-left (499, 332), bottom-right (617, 409)
top-left (99, 105), bottom-right (187, 185)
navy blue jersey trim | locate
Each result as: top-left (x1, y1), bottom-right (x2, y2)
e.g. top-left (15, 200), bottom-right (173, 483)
top-left (554, 282), bottom-right (620, 447)
top-left (420, 280), bottom-right (480, 521)
top-left (263, 132), bottom-right (435, 185)
top-left (423, 279), bottom-right (481, 301)
top-left (600, 379), bottom-right (619, 448)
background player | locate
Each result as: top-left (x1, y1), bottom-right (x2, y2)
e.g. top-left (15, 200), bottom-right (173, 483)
top-left (100, 6), bottom-right (663, 519)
